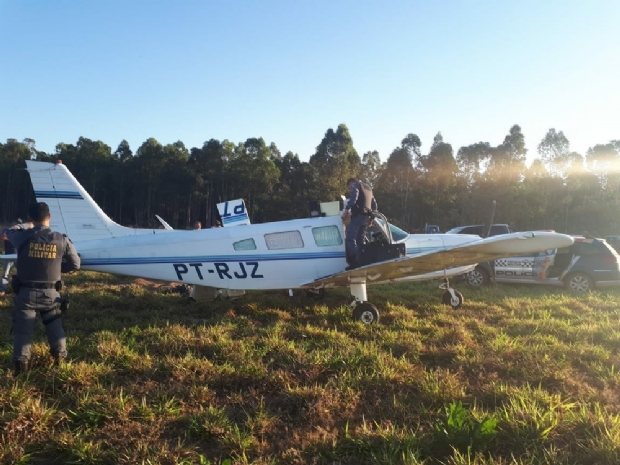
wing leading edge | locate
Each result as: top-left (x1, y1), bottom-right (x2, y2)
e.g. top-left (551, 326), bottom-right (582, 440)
top-left (304, 231), bottom-right (574, 288)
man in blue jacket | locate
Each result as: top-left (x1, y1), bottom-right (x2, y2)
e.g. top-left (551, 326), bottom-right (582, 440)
top-left (343, 178), bottom-right (377, 269)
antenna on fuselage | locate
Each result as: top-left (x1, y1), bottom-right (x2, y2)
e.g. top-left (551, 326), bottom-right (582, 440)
top-left (483, 200), bottom-right (497, 238)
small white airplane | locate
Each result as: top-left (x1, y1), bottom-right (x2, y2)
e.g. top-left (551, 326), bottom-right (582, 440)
top-left (11, 160), bottom-right (573, 324)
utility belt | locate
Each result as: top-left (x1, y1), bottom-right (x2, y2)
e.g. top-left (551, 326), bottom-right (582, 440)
top-left (11, 276), bottom-right (63, 293)
top-left (351, 205), bottom-right (373, 216)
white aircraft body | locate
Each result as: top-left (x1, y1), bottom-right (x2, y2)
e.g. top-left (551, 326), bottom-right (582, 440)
top-left (17, 160), bottom-right (574, 323)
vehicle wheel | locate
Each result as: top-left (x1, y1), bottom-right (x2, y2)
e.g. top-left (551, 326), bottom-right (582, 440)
top-left (467, 266), bottom-right (490, 287)
top-left (353, 303), bottom-right (379, 324)
top-left (564, 272), bottom-right (594, 292)
top-left (441, 290), bottom-right (464, 309)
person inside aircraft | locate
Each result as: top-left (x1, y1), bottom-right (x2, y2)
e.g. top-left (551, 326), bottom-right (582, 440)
top-left (343, 177), bottom-right (377, 269)
top-left (193, 221), bottom-right (202, 230)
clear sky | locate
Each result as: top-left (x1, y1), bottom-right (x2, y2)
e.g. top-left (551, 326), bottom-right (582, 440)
top-left (1, 0), bottom-right (618, 164)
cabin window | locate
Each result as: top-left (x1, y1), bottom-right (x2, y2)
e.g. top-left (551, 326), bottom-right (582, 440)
top-left (312, 226), bottom-right (343, 246)
top-left (264, 231), bottom-right (304, 250)
top-left (233, 238), bottom-right (257, 251)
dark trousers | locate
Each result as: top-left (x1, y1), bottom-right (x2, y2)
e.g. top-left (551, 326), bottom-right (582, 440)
top-left (346, 214), bottom-right (370, 266)
top-left (13, 288), bottom-right (66, 362)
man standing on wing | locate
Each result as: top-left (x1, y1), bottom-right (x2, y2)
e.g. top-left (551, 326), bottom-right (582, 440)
top-left (343, 178), bottom-right (377, 269)
top-left (5, 202), bottom-right (80, 375)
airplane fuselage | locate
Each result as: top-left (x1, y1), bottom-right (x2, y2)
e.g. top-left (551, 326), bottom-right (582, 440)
top-left (75, 215), bottom-right (477, 290)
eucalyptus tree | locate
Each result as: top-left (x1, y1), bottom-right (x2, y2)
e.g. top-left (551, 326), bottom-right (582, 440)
top-left (112, 140), bottom-right (133, 223)
top-left (131, 137), bottom-right (167, 226)
top-left (418, 133), bottom-right (459, 228)
top-left (521, 159), bottom-right (562, 230)
top-left (586, 143), bottom-right (619, 190)
top-left (159, 141), bottom-right (194, 228)
top-left (537, 128), bottom-right (571, 177)
top-left (114, 139), bottom-right (133, 162)
top-left (309, 124), bottom-right (362, 201)
top-left (374, 134), bottom-right (420, 229)
top-left (456, 142), bottom-right (493, 186)
top-left (0, 139), bottom-right (37, 222)
top-left (361, 150), bottom-right (381, 186)
top-left (585, 143), bottom-right (620, 232)
top-left (487, 125), bottom-right (527, 182)
top-left (54, 137), bottom-right (116, 215)
top-left (473, 125), bottom-right (528, 229)
top-left (271, 151), bottom-right (318, 221)
top-left (228, 137), bottom-right (280, 223)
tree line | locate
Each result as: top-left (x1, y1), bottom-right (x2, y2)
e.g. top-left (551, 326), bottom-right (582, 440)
top-left (1, 125), bottom-right (619, 236)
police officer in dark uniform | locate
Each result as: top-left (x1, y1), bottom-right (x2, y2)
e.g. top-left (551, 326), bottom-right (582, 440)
top-left (5, 202), bottom-right (80, 375)
top-left (343, 178), bottom-right (378, 269)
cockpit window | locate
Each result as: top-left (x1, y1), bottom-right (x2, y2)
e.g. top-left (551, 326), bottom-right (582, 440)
top-left (373, 218), bottom-right (409, 242)
top-left (388, 223), bottom-right (409, 242)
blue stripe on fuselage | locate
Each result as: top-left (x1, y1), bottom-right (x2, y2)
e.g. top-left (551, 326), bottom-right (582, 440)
top-left (81, 251), bottom-right (346, 266)
top-left (81, 247), bottom-right (441, 267)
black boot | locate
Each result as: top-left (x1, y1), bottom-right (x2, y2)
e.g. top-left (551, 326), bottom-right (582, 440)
top-left (14, 360), bottom-right (29, 375)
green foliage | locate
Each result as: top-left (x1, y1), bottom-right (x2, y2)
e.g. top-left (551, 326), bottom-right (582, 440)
top-left (2, 124), bottom-right (620, 233)
top-left (433, 401), bottom-right (498, 454)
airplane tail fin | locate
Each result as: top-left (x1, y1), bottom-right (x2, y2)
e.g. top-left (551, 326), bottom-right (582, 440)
top-left (216, 199), bottom-right (251, 226)
top-left (26, 160), bottom-right (143, 242)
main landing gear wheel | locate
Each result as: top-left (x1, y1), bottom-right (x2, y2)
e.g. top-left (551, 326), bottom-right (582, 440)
top-left (441, 290), bottom-right (464, 309)
top-left (353, 303), bottom-right (379, 324)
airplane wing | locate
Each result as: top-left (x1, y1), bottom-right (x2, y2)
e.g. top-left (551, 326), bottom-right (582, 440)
top-left (303, 231), bottom-right (574, 288)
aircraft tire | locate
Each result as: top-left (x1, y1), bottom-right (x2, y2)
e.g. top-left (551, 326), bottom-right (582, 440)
top-left (353, 303), bottom-right (379, 324)
top-left (442, 290), bottom-right (464, 309)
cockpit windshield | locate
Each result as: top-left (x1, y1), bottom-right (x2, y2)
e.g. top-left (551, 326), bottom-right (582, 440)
top-left (374, 218), bottom-right (409, 242)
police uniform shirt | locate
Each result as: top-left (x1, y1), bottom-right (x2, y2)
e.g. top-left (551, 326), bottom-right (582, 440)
top-left (6, 224), bottom-right (80, 283)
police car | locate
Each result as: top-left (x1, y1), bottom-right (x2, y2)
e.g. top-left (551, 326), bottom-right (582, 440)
top-left (466, 236), bottom-right (620, 292)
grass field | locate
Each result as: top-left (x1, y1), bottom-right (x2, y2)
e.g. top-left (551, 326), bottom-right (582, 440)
top-left (1, 272), bottom-right (620, 465)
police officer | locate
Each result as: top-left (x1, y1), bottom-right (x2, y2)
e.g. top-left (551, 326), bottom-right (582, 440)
top-left (343, 178), bottom-right (378, 269)
top-left (5, 202), bottom-right (80, 375)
